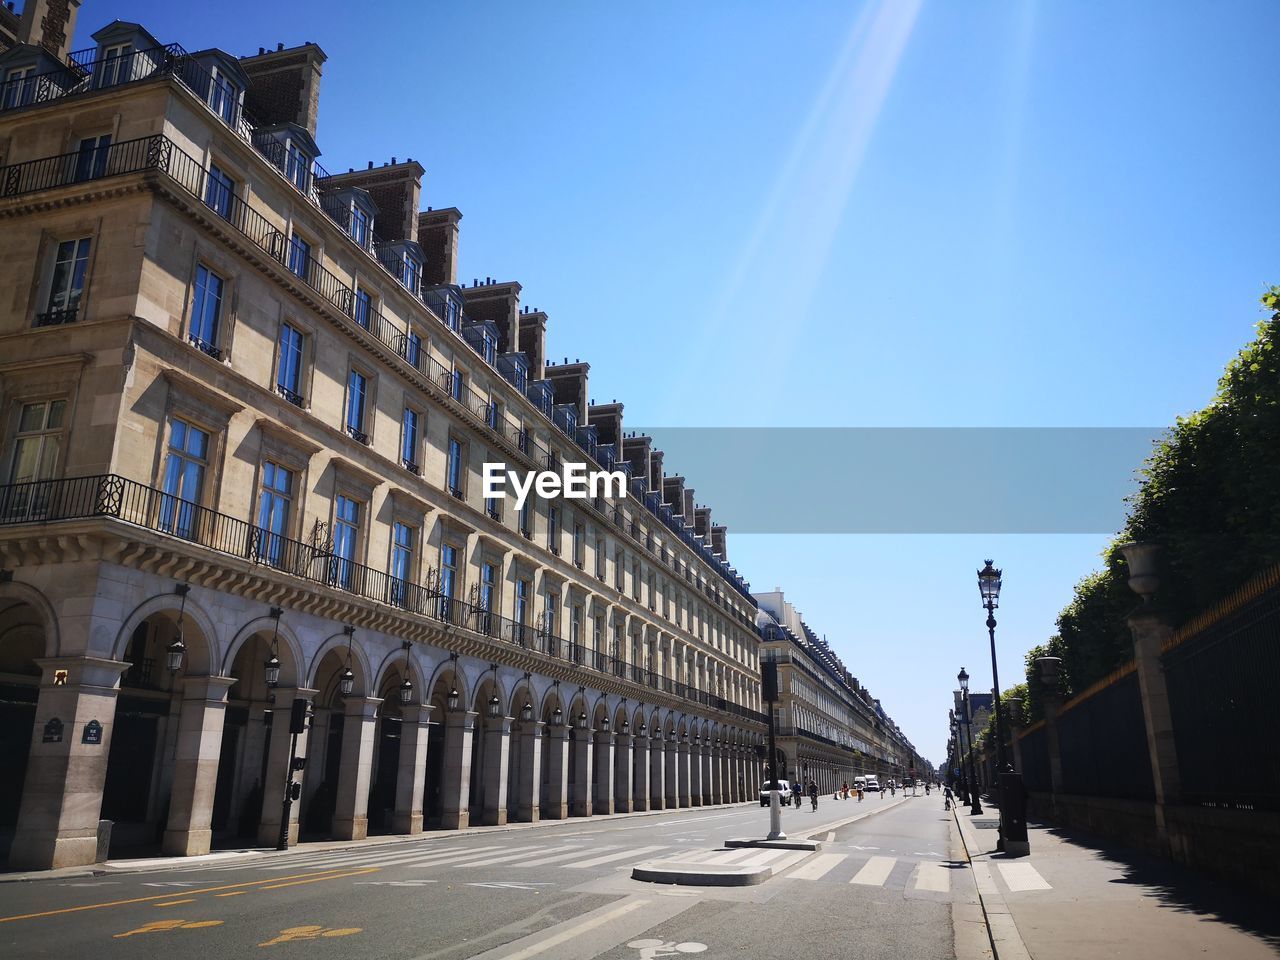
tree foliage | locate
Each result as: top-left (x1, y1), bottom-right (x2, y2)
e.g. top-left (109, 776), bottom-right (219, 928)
top-left (1025, 293), bottom-right (1280, 697)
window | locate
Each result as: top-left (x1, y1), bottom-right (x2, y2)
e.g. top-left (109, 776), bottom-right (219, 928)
top-left (573, 523), bottom-right (584, 567)
top-left (209, 68), bottom-right (239, 124)
top-left (286, 141), bottom-right (310, 192)
top-left (189, 265), bottom-right (225, 358)
top-left (519, 495), bottom-right (532, 538)
top-left (159, 418), bottom-right (209, 539)
top-left (39, 238), bottom-right (90, 325)
top-left (390, 522), bottom-right (414, 606)
top-left (439, 542), bottom-right (458, 621)
top-left (402, 255), bottom-right (419, 294)
top-left (331, 494), bottom-right (361, 589)
top-left (8, 399), bottom-right (66, 483)
top-left (405, 331), bottom-right (422, 368)
top-left (205, 163), bottom-right (234, 220)
top-left (276, 323), bottom-right (305, 406)
top-left (444, 296), bottom-right (460, 332)
top-left (400, 407), bottom-right (420, 473)
top-left (450, 367), bottom-right (464, 402)
top-left (486, 398), bottom-right (500, 430)
top-left (632, 561), bottom-right (641, 601)
top-left (545, 591), bottom-right (558, 638)
top-left (481, 332), bottom-right (496, 365)
top-left (345, 369), bottom-right (369, 443)
top-left (350, 204), bottom-right (370, 248)
top-left (514, 578), bottom-right (530, 642)
top-left (570, 605), bottom-right (582, 650)
top-left (99, 43), bottom-right (134, 87)
top-left (287, 232), bottom-right (310, 280)
top-left (353, 289), bottom-right (373, 330)
top-left (256, 462), bottom-right (292, 566)
top-left (478, 561), bottom-right (496, 635)
top-left (595, 538), bottom-right (606, 578)
top-left (547, 505), bottom-right (559, 554)
top-left (615, 549), bottom-right (625, 590)
top-left (446, 437), bottom-right (464, 497)
top-left (74, 134), bottom-right (111, 181)
top-left (2, 66), bottom-right (35, 109)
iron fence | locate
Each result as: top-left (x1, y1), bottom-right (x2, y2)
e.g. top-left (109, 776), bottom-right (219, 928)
top-left (1056, 670), bottom-right (1154, 801)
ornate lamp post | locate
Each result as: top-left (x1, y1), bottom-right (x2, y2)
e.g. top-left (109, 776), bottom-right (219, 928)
top-left (165, 583), bottom-right (191, 673)
top-left (977, 561), bottom-right (1010, 776)
top-left (959, 667), bottom-right (982, 815)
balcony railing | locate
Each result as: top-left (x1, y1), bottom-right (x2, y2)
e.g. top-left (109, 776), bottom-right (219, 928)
top-left (34, 306), bottom-right (79, 327)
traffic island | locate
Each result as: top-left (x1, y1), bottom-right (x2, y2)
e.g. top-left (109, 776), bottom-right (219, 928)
top-left (723, 837), bottom-right (821, 851)
top-left (631, 860), bottom-right (774, 886)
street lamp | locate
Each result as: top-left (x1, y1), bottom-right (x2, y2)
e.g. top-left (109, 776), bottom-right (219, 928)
top-left (959, 667), bottom-right (982, 815)
top-left (264, 606), bottom-right (283, 687)
top-left (446, 652), bottom-right (460, 711)
top-left (486, 663), bottom-right (501, 719)
top-left (339, 625), bottom-right (356, 697)
top-left (976, 561), bottom-right (1011, 779)
top-left (399, 641), bottom-right (414, 706)
top-left (165, 583), bottom-right (191, 673)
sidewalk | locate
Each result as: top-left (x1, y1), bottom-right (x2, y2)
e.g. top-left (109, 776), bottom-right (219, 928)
top-left (952, 796), bottom-right (1280, 960)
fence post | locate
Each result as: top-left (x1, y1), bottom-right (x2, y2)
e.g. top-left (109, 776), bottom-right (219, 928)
top-left (1119, 543), bottom-right (1182, 850)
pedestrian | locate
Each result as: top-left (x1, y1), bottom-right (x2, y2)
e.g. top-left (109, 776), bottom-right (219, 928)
top-left (943, 785), bottom-right (953, 811)
top-left (857, 785), bottom-right (864, 802)
top-left (842, 780), bottom-right (849, 800)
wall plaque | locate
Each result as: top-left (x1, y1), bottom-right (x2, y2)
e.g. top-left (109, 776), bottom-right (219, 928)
top-left (82, 719), bottom-right (103, 745)
top-left (42, 718), bottom-right (63, 743)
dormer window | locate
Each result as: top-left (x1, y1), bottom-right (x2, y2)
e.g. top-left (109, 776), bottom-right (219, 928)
top-left (2, 66), bottom-right (35, 110)
top-left (403, 255), bottom-right (419, 294)
top-left (482, 332), bottom-right (496, 365)
top-left (350, 204), bottom-right (370, 248)
top-left (209, 67), bottom-right (239, 124)
top-left (286, 142), bottom-right (310, 192)
top-left (445, 296), bottom-right (460, 332)
top-left (99, 43), bottom-right (134, 87)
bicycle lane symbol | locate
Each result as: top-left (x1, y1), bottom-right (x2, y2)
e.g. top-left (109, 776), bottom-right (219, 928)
top-left (626, 939), bottom-right (708, 959)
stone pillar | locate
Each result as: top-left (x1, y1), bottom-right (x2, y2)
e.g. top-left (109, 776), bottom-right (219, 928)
top-left (9, 657), bottom-right (130, 870)
top-left (392, 704), bottom-right (433, 834)
top-left (544, 724), bottom-right (570, 819)
top-left (613, 732), bottom-right (633, 813)
top-left (441, 710), bottom-right (477, 829)
top-left (665, 738), bottom-right (679, 807)
top-left (689, 741), bottom-right (703, 806)
top-left (482, 716), bottom-right (513, 826)
top-left (676, 740), bottom-right (691, 807)
top-left (721, 750), bottom-right (732, 803)
top-left (702, 746), bottom-right (715, 804)
top-left (632, 731), bottom-right (649, 812)
top-left (649, 735), bottom-right (666, 810)
top-left (333, 696), bottom-right (381, 840)
top-left (257, 687), bottom-right (318, 847)
top-left (1129, 610), bottom-right (1182, 808)
top-left (594, 729), bottom-right (615, 815)
top-left (515, 721), bottom-right (544, 822)
top-left (571, 728), bottom-right (594, 817)
top-left (163, 675), bottom-right (237, 856)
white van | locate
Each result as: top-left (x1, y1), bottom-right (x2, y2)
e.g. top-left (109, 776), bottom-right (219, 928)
top-left (853, 776), bottom-right (867, 791)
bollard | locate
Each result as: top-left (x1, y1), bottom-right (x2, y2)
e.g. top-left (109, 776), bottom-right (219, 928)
top-left (96, 819), bottom-right (113, 863)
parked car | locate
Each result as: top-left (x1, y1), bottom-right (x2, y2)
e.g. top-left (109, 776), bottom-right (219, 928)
top-left (865, 778), bottom-right (881, 792)
top-left (760, 780), bottom-right (793, 806)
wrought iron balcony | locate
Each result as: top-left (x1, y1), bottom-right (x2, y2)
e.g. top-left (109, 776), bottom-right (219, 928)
top-left (275, 383), bottom-right (304, 407)
top-left (344, 423), bottom-right (369, 445)
top-left (188, 334), bottom-right (222, 360)
top-left (34, 306), bottom-right (78, 327)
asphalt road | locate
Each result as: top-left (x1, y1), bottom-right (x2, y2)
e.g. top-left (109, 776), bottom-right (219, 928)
top-left (0, 791), bottom-right (966, 960)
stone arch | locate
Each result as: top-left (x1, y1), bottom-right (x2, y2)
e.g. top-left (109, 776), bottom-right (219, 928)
top-left (113, 589), bottom-right (220, 677)
top-left (426, 656), bottom-right (470, 713)
top-left (222, 614), bottom-right (306, 688)
top-left (0, 580), bottom-right (59, 659)
top-left (371, 642), bottom-right (425, 704)
top-left (306, 631), bottom-right (374, 698)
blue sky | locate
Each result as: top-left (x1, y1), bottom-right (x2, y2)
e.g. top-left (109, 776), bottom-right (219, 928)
top-left (95, 0), bottom-right (1280, 764)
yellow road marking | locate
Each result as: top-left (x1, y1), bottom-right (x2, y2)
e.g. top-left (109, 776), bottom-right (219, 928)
top-left (0, 867), bottom-right (381, 924)
top-left (259, 924), bottom-right (362, 947)
top-left (259, 869), bottom-right (379, 891)
top-left (115, 919), bottom-right (224, 938)
top-left (155, 899), bottom-right (196, 907)
top-left (214, 891), bottom-right (247, 898)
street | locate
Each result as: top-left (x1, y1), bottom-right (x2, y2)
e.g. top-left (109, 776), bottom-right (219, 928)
top-left (0, 794), bottom-right (967, 960)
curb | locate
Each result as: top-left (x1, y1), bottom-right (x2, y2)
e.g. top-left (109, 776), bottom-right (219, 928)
top-left (0, 799), bottom-right (757, 884)
top-left (951, 805), bottom-right (1032, 960)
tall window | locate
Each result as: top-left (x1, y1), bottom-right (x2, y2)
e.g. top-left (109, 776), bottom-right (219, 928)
top-left (41, 237), bottom-right (91, 325)
top-left (99, 43), bottom-right (134, 87)
top-left (545, 591), bottom-right (558, 639)
top-left (287, 232), bottom-right (310, 280)
top-left (478, 561), bottom-right (496, 635)
top-left (570, 605), bottom-right (582, 654)
top-left (286, 142), bottom-right (310, 192)
top-left (332, 494), bottom-right (360, 590)
top-left (615, 549), bottom-right (625, 590)
top-left (350, 204), bottom-right (369, 248)
top-left (547, 506), bottom-right (558, 554)
top-left (276, 323), bottom-right (305, 405)
top-left (404, 331), bottom-right (422, 368)
top-left (8, 399), bottom-right (66, 483)
top-left (439, 542), bottom-right (458, 621)
top-left (390, 522), bottom-right (414, 606)
top-left (519, 495), bottom-right (532, 538)
top-left (189, 265), bottom-right (224, 357)
top-left (400, 407), bottom-right (420, 473)
top-left (354, 289), bottom-right (372, 329)
top-left (255, 461), bottom-right (292, 566)
top-left (160, 419), bottom-right (209, 539)
top-left (514, 578), bottom-right (529, 643)
top-left (450, 368), bottom-right (464, 402)
top-left (73, 134), bottom-right (111, 181)
top-left (595, 538), bottom-right (606, 578)
top-left (403, 256), bottom-right (419, 294)
top-left (345, 369), bottom-right (368, 443)
top-left (573, 523), bottom-right (584, 567)
top-left (205, 163), bottom-right (234, 219)
top-left (446, 437), bottom-right (464, 496)
top-left (209, 68), bottom-right (238, 124)
top-left (2, 66), bottom-right (35, 109)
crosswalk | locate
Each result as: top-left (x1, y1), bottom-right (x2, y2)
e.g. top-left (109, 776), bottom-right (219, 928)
top-left (774, 851), bottom-right (1053, 896)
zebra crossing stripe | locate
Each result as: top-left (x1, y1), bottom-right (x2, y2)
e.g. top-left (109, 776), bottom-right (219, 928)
top-left (850, 856), bottom-right (897, 886)
top-left (738, 848), bottom-right (791, 867)
top-left (786, 853), bottom-right (845, 881)
top-left (997, 862), bottom-right (1051, 891)
top-left (701, 848), bottom-right (762, 865)
top-left (257, 844), bottom-right (508, 872)
top-left (564, 845), bottom-right (669, 868)
top-left (766, 851), bottom-right (811, 873)
top-left (457, 846), bottom-right (584, 868)
top-left (913, 862), bottom-right (951, 893)
top-left (510, 846), bottom-right (612, 869)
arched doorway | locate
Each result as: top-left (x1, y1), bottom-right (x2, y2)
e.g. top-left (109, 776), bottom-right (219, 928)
top-left (302, 639), bottom-right (371, 840)
top-left (0, 595), bottom-right (47, 864)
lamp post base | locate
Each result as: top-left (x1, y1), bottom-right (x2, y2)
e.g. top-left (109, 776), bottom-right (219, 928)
top-left (766, 791), bottom-right (786, 841)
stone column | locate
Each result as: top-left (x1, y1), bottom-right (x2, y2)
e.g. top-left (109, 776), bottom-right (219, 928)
top-left (649, 735), bottom-right (666, 810)
top-left (441, 709), bottom-right (477, 829)
top-left (702, 746), bottom-right (715, 804)
top-left (665, 738), bottom-right (679, 807)
top-left (676, 740), bottom-right (691, 807)
top-left (689, 741), bottom-right (703, 806)
top-left (163, 675), bottom-right (237, 856)
top-left (481, 716), bottom-right (513, 826)
top-left (515, 720), bottom-right (544, 822)
top-left (333, 696), bottom-right (381, 840)
top-left (613, 731), bottom-right (633, 813)
top-left (1130, 610), bottom-right (1182, 808)
top-left (392, 704), bottom-right (433, 834)
top-left (571, 728), bottom-right (594, 817)
top-left (9, 656), bottom-right (130, 870)
top-left (594, 729), bottom-right (615, 815)
top-left (544, 724), bottom-right (570, 819)
top-left (632, 731), bottom-right (649, 812)
top-left (721, 750), bottom-right (733, 803)
top-left (258, 687), bottom-right (319, 847)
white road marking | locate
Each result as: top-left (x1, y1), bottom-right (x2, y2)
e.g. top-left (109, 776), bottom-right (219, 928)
top-left (458, 846), bottom-right (584, 868)
top-left (467, 881), bottom-right (554, 891)
top-left (913, 862), bottom-right (951, 892)
top-left (848, 844), bottom-right (880, 851)
top-left (997, 862), bottom-right (1052, 891)
top-left (492, 898), bottom-right (649, 960)
top-left (738, 848), bottom-right (792, 867)
top-left (786, 852), bottom-right (845, 881)
top-left (501, 846), bottom-right (603, 869)
top-left (850, 856), bottom-right (897, 886)
top-left (354, 879), bottom-right (440, 887)
top-left (767, 851), bottom-right (811, 872)
top-left (971, 861), bottom-right (999, 896)
top-left (565, 845), bottom-right (669, 869)
top-left (263, 843), bottom-right (514, 872)
top-left (825, 831), bottom-right (836, 842)
top-left (700, 848), bottom-right (761, 865)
